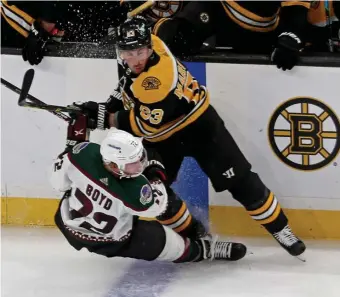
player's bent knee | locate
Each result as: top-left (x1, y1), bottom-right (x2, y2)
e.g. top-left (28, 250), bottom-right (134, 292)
top-left (156, 225), bottom-right (186, 261)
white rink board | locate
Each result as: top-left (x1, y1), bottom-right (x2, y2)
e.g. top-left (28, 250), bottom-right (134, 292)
top-left (1, 55), bottom-right (339, 211)
top-left (206, 63), bottom-right (340, 210)
top-left (1, 55), bottom-right (117, 198)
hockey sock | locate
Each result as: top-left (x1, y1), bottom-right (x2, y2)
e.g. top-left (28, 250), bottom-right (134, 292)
top-left (246, 191), bottom-right (288, 234)
top-left (173, 238), bottom-right (203, 263)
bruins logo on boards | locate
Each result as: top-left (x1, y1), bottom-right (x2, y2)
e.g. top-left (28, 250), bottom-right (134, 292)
top-left (142, 76), bottom-right (161, 90)
top-left (268, 97), bottom-right (340, 171)
top-left (146, 1), bottom-right (183, 21)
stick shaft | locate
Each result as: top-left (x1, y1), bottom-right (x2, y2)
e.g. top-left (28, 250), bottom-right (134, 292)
top-left (1, 77), bottom-right (71, 122)
top-left (127, 0), bottom-right (154, 18)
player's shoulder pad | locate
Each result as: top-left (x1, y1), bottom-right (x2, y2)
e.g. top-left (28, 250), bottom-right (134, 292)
top-left (71, 142), bottom-right (92, 155)
top-left (132, 35), bottom-right (179, 104)
top-left (119, 175), bottom-right (155, 210)
top-left (69, 142), bottom-right (99, 164)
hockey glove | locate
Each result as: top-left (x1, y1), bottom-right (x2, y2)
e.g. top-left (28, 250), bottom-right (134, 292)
top-left (66, 114), bottom-right (89, 147)
top-left (106, 88), bottom-right (124, 113)
top-left (143, 160), bottom-right (168, 184)
top-left (22, 21), bottom-right (52, 65)
top-left (72, 101), bottom-right (109, 130)
top-left (271, 32), bottom-right (303, 71)
top-left (57, 114), bottom-right (90, 158)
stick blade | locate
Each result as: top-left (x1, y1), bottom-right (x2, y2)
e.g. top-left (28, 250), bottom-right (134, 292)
top-left (18, 69), bottom-right (35, 106)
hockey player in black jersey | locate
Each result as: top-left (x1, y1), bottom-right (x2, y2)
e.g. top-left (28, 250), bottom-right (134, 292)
top-left (153, 1), bottom-right (311, 70)
top-left (1, 0), bottom-right (64, 65)
top-left (73, 16), bottom-right (307, 258)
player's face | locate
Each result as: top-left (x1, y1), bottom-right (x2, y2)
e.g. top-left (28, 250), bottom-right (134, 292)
top-left (123, 149), bottom-right (148, 177)
top-left (119, 47), bottom-right (152, 74)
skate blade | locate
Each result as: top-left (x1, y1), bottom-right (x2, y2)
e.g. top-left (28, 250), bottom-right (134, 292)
top-left (295, 254), bottom-right (306, 262)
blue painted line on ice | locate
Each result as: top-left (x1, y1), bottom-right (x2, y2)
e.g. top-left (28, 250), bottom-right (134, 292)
top-left (104, 62), bottom-right (208, 297)
top-left (104, 261), bottom-right (178, 297)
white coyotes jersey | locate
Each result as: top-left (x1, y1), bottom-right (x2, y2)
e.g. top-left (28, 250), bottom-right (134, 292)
top-left (50, 142), bottom-right (168, 242)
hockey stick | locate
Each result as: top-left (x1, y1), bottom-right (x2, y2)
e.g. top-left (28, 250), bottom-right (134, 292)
top-left (127, 0), bottom-right (155, 18)
top-left (16, 69), bottom-right (82, 115)
top-left (1, 74), bottom-right (71, 122)
top-left (18, 68), bottom-right (35, 106)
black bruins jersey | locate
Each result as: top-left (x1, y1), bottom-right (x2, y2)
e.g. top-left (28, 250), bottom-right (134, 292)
top-left (115, 34), bottom-right (210, 143)
top-left (126, 1), bottom-right (186, 23)
top-left (144, 1), bottom-right (185, 22)
top-left (1, 0), bottom-right (36, 37)
top-left (220, 0), bottom-right (311, 33)
top-left (0, 1), bottom-right (57, 37)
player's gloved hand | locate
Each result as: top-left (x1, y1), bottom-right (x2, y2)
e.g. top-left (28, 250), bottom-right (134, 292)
top-left (22, 21), bottom-right (51, 65)
top-left (72, 101), bottom-right (109, 130)
top-left (106, 88), bottom-right (124, 113)
top-left (271, 32), bottom-right (302, 71)
top-left (57, 114), bottom-right (89, 158)
top-left (66, 114), bottom-right (89, 148)
top-left (143, 160), bottom-right (168, 184)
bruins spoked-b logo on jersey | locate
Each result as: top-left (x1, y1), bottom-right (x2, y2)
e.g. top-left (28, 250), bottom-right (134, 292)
top-left (146, 1), bottom-right (183, 21)
top-left (142, 76), bottom-right (161, 90)
top-left (268, 97), bottom-right (340, 171)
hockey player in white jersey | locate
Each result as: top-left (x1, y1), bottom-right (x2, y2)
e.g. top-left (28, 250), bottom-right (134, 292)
top-left (51, 128), bottom-right (247, 262)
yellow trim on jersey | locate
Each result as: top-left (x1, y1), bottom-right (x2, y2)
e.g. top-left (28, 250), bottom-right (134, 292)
top-left (127, 34), bottom-right (210, 142)
top-left (130, 92), bottom-right (210, 142)
top-left (152, 18), bottom-right (170, 36)
top-left (1, 0), bottom-right (34, 24)
top-left (1, 0), bottom-right (35, 37)
top-left (226, 1), bottom-right (279, 22)
top-left (281, 1), bottom-right (311, 9)
top-left (139, 115), bottom-right (186, 134)
top-left (221, 0), bottom-right (280, 33)
top-left (132, 36), bottom-right (178, 104)
top-left (152, 34), bottom-right (171, 55)
top-left (1, 10), bottom-right (29, 37)
top-left (2, 0), bottom-right (34, 22)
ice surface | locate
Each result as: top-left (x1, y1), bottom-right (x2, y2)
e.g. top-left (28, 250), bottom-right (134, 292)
top-left (1, 226), bottom-right (340, 297)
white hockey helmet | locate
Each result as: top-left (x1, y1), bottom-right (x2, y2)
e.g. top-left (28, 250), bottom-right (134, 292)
top-left (100, 128), bottom-right (147, 178)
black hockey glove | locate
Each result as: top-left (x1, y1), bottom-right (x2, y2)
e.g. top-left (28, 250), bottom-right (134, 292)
top-left (271, 32), bottom-right (302, 71)
top-left (143, 160), bottom-right (168, 184)
top-left (106, 88), bottom-right (124, 113)
top-left (22, 21), bottom-right (51, 66)
top-left (72, 101), bottom-right (109, 130)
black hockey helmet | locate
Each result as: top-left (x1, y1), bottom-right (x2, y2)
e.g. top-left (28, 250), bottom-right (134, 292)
top-left (116, 16), bottom-right (152, 51)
